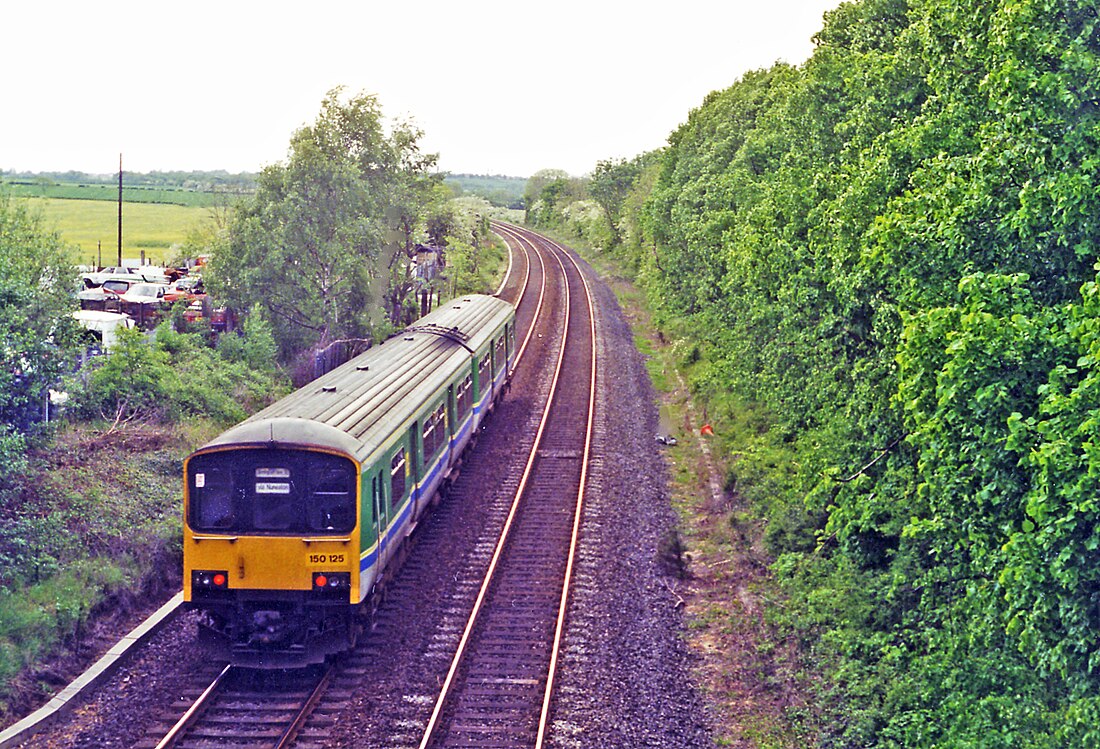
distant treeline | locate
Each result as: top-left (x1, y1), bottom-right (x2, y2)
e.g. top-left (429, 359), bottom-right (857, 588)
top-left (443, 173), bottom-right (526, 208)
top-left (1, 168), bottom-right (258, 191)
top-left (1, 169), bottom-right (257, 207)
top-left (2, 169), bottom-right (527, 209)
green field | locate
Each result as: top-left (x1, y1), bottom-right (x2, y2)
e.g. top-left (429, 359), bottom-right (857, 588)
top-left (25, 197), bottom-right (212, 266)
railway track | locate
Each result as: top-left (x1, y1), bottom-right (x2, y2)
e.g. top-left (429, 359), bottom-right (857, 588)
top-left (141, 664), bottom-right (332, 749)
top-left (417, 225), bottom-right (597, 748)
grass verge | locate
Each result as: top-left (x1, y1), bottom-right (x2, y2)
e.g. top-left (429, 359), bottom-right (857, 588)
top-left (0, 420), bottom-right (219, 727)
top-left (579, 243), bottom-right (824, 748)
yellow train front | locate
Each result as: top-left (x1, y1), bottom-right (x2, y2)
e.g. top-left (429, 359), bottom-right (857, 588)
top-left (183, 294), bottom-right (516, 667)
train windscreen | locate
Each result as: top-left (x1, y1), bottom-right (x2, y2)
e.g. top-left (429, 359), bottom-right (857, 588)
top-left (188, 448), bottom-right (356, 534)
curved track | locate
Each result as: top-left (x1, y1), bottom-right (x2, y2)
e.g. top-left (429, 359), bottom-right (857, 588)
top-left (417, 223), bottom-right (597, 748)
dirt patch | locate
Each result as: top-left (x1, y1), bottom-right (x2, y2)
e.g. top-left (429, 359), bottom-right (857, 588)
top-left (46, 423), bottom-right (177, 461)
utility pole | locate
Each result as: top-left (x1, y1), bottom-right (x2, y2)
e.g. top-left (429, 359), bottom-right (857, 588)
top-left (117, 153), bottom-right (123, 266)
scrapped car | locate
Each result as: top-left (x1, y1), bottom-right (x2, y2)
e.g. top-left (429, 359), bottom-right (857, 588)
top-left (82, 266), bottom-right (141, 287)
top-left (119, 282), bottom-right (168, 307)
top-left (163, 276), bottom-right (205, 304)
top-left (83, 265), bottom-right (169, 287)
top-left (77, 283), bottom-right (126, 312)
top-left (118, 283), bottom-right (169, 327)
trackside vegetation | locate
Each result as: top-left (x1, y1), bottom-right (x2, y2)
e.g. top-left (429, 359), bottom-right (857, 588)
top-left (207, 87), bottom-right (507, 370)
top-left (529, 0), bottom-right (1100, 745)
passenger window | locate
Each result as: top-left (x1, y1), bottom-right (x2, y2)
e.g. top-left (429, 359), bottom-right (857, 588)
top-left (390, 449), bottom-right (406, 508)
top-left (422, 403), bottom-right (446, 458)
top-left (479, 353), bottom-right (491, 390)
top-left (457, 374), bottom-right (473, 417)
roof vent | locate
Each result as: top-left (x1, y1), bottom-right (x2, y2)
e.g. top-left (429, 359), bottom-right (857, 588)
top-left (356, 365), bottom-right (370, 371)
top-left (321, 386), bottom-right (337, 393)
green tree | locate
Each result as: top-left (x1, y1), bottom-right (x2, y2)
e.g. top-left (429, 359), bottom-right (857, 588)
top-left (621, 0), bottom-right (1100, 742)
top-left (524, 168), bottom-right (585, 228)
top-left (588, 155), bottom-right (653, 248)
top-left (208, 88), bottom-right (439, 362)
top-left (0, 194), bottom-right (80, 473)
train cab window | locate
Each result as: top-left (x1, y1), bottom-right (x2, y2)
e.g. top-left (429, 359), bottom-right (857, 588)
top-left (390, 449), bottom-right (407, 510)
top-left (494, 335), bottom-right (506, 374)
top-left (306, 461), bottom-right (356, 532)
top-left (456, 374), bottom-right (473, 418)
top-left (192, 467), bottom-right (235, 529)
top-left (252, 466), bottom-right (297, 531)
top-left (189, 449), bottom-right (355, 535)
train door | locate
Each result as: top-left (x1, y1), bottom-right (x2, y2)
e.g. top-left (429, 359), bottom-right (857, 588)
top-left (371, 472), bottom-right (385, 564)
top-left (387, 447), bottom-right (406, 565)
top-left (408, 422), bottom-right (422, 516)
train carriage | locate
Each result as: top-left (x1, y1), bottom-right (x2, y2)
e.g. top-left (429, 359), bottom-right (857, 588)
top-left (183, 294), bottom-right (516, 667)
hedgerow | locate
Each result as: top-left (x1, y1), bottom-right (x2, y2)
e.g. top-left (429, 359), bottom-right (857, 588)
top-left (590, 0), bottom-right (1100, 743)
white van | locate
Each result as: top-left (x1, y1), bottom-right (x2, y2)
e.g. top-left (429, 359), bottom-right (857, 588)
top-left (72, 310), bottom-right (135, 352)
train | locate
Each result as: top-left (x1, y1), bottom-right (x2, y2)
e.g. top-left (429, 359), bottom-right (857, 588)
top-left (182, 294), bottom-right (517, 667)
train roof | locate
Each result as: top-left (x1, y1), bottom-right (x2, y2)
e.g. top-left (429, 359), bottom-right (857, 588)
top-left (195, 294), bottom-right (514, 463)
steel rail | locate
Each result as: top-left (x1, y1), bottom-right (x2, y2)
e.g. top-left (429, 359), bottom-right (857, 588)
top-left (493, 221), bottom-right (531, 308)
top-left (528, 229), bottom-right (599, 749)
top-left (152, 663), bottom-right (232, 749)
top-left (492, 221), bottom-right (547, 367)
top-left (273, 665), bottom-right (334, 749)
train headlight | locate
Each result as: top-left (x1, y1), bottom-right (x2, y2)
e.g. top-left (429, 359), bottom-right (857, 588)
top-left (312, 571), bottom-right (350, 592)
top-left (192, 570), bottom-right (229, 589)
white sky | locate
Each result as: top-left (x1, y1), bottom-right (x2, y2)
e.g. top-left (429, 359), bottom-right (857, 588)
top-left (2, 0), bottom-right (844, 179)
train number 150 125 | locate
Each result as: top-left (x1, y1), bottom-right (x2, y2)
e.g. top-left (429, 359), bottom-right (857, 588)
top-left (308, 553), bottom-right (345, 564)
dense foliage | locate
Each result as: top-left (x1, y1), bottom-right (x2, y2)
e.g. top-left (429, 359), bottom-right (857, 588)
top-left (561, 0), bottom-right (1100, 744)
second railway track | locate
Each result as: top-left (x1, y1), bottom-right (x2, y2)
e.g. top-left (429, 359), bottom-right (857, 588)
top-left (418, 225), bottom-right (597, 748)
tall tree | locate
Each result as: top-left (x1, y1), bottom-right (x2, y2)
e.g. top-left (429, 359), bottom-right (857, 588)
top-left (208, 89), bottom-right (440, 361)
top-left (588, 156), bottom-right (652, 248)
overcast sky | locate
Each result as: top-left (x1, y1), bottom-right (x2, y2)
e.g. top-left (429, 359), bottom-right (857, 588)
top-left (3, 0), bottom-right (844, 179)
